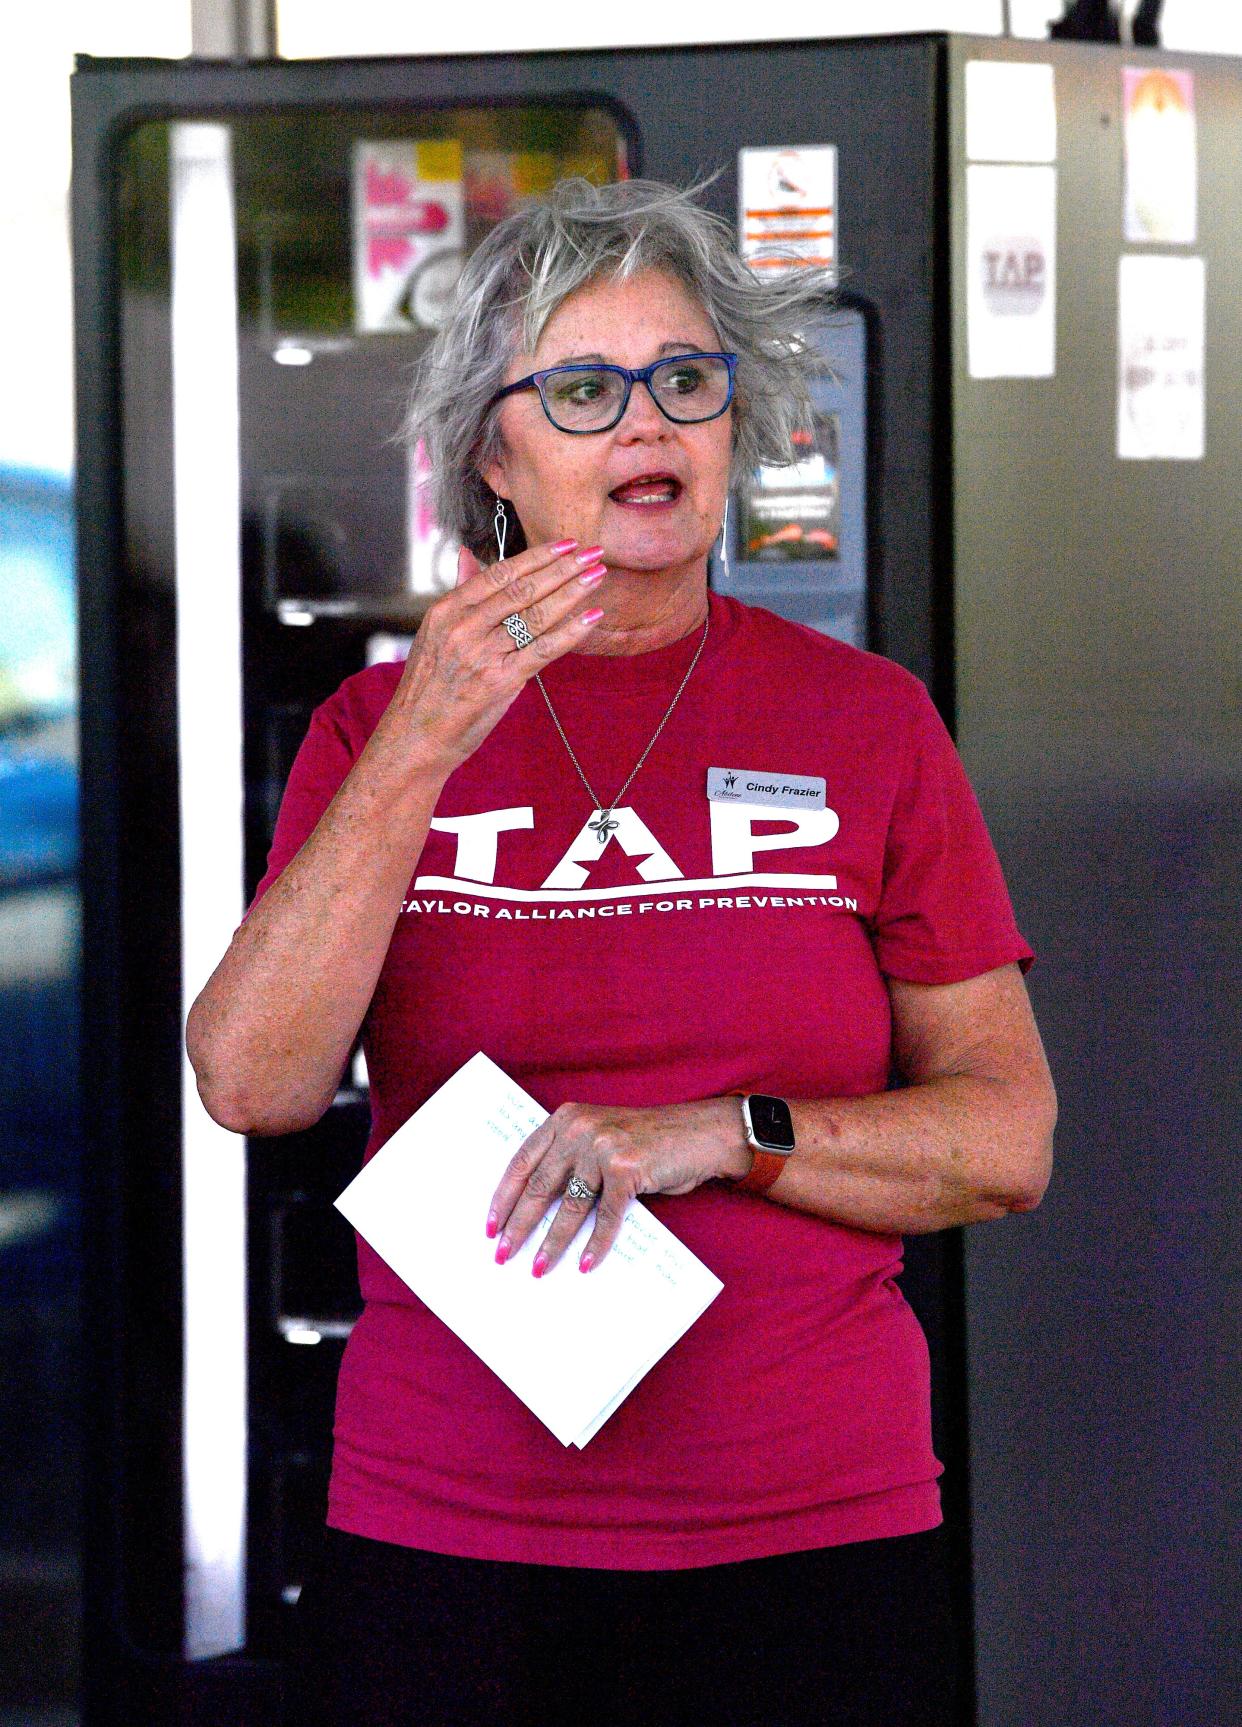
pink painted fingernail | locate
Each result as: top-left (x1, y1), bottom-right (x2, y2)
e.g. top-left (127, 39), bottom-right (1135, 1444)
top-left (580, 608), bottom-right (604, 627)
top-left (485, 1212), bottom-right (499, 1239)
top-left (495, 1237), bottom-right (511, 1265)
top-left (574, 545), bottom-right (604, 564)
top-left (532, 1251), bottom-right (549, 1279)
top-left (578, 567), bottom-right (605, 589)
top-left (550, 538), bottom-right (578, 554)
top-left (579, 1253), bottom-right (595, 1274)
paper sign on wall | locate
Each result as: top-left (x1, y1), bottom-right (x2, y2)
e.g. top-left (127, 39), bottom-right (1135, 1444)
top-left (1123, 68), bottom-right (1197, 245)
top-left (739, 146), bottom-right (837, 282)
top-left (966, 164), bottom-right (1057, 380)
top-left (965, 60), bottom-right (1057, 163)
top-left (1117, 255), bottom-right (1205, 461)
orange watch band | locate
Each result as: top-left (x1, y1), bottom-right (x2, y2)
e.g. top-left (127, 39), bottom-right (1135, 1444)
top-left (735, 1145), bottom-right (790, 1195)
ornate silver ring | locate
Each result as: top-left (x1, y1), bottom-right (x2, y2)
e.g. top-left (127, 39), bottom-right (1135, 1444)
top-left (564, 1173), bottom-right (600, 1204)
top-left (503, 611), bottom-right (535, 649)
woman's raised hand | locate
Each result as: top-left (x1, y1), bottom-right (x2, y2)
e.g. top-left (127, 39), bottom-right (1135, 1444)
top-left (387, 538), bottom-right (606, 775)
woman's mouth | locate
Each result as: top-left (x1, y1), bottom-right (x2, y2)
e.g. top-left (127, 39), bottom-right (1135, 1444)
top-left (608, 473), bottom-right (683, 508)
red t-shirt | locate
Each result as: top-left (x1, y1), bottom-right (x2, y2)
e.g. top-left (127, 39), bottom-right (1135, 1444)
top-left (251, 590), bottom-right (1033, 1568)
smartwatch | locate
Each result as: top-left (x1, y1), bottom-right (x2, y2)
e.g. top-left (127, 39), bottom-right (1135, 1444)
top-left (728, 1093), bottom-right (796, 1194)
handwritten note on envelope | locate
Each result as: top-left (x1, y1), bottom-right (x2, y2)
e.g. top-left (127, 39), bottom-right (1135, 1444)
top-left (334, 1052), bottom-right (723, 1447)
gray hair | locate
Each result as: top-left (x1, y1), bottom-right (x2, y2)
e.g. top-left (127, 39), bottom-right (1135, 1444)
top-left (401, 176), bottom-right (835, 560)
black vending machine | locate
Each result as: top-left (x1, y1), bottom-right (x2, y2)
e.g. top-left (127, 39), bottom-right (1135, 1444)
top-left (73, 33), bottom-right (1239, 1727)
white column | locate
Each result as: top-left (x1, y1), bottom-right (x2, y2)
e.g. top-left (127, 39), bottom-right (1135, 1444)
top-left (190, 0), bottom-right (276, 57)
top-left (171, 120), bottom-right (248, 1661)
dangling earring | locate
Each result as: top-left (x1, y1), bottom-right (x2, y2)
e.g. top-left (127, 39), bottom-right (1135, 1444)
top-left (718, 495), bottom-right (730, 580)
top-left (494, 496), bottom-right (508, 563)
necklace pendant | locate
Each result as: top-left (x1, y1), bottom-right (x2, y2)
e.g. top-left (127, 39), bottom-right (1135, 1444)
top-left (588, 809), bottom-right (619, 844)
top-left (535, 613), bottom-right (709, 853)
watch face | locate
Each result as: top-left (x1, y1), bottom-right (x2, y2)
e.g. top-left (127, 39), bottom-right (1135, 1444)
top-left (748, 1094), bottom-right (795, 1152)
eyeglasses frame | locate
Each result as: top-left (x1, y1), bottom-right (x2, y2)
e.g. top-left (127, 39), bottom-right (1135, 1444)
top-left (485, 351), bottom-right (739, 434)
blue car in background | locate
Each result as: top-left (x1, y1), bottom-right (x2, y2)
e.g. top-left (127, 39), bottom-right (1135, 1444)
top-left (0, 466), bottom-right (81, 1572)
top-left (0, 468), bottom-right (77, 892)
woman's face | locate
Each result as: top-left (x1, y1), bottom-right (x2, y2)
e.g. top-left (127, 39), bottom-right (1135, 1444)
top-left (482, 269), bottom-right (732, 581)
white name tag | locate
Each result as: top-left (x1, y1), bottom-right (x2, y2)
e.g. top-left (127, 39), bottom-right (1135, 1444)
top-left (707, 768), bottom-right (827, 810)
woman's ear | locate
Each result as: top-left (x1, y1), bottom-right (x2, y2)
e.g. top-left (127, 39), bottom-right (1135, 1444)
top-left (480, 454), bottom-right (507, 498)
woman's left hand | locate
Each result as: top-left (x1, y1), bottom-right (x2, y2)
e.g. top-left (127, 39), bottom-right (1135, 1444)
top-left (486, 1099), bottom-right (748, 1275)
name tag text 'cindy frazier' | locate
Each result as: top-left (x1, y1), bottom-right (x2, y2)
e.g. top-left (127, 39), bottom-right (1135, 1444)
top-left (706, 768), bottom-right (826, 810)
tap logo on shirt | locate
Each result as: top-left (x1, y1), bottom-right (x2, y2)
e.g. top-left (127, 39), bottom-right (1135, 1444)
top-left (400, 800), bottom-right (858, 922)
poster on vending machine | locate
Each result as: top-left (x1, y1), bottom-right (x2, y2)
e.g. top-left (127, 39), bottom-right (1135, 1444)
top-left (1116, 254), bottom-right (1205, 462)
top-left (965, 163), bottom-right (1057, 380)
top-left (737, 414), bottom-right (840, 562)
top-left (352, 138), bottom-right (466, 333)
top-left (964, 60), bottom-right (1057, 164)
top-left (407, 438), bottom-right (461, 596)
top-left (1123, 68), bottom-right (1197, 246)
top-left (738, 146), bottom-right (837, 282)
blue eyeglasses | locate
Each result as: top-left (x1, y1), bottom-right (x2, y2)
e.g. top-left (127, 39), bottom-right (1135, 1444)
top-left (487, 351), bottom-right (738, 434)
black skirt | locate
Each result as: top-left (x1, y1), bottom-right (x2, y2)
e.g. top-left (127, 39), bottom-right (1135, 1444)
top-left (284, 1521), bottom-right (962, 1727)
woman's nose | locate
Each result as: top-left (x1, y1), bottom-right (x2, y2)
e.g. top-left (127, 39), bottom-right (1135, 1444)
top-left (616, 380), bottom-right (669, 438)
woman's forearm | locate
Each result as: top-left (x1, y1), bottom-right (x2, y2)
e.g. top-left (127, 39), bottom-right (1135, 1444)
top-left (186, 713), bottom-right (449, 1136)
top-left (714, 1071), bottom-right (1056, 1234)
top-left (484, 1055), bottom-right (1057, 1275)
top-left (187, 537), bottom-right (613, 1137)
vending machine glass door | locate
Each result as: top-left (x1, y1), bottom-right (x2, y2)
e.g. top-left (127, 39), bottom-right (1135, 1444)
top-left (112, 101), bottom-right (630, 1661)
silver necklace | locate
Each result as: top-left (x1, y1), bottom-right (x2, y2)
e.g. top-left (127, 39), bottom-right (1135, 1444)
top-left (535, 610), bottom-right (710, 844)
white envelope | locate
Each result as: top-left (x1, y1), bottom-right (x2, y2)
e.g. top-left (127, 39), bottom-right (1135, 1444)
top-left (335, 1052), bottom-right (723, 1446)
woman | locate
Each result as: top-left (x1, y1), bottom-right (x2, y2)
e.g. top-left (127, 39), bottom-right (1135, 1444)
top-left (187, 178), bottom-right (1055, 1726)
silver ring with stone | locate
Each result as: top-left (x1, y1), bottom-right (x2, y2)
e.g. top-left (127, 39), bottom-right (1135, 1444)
top-left (564, 1173), bottom-right (600, 1204)
top-left (503, 612), bottom-right (535, 649)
